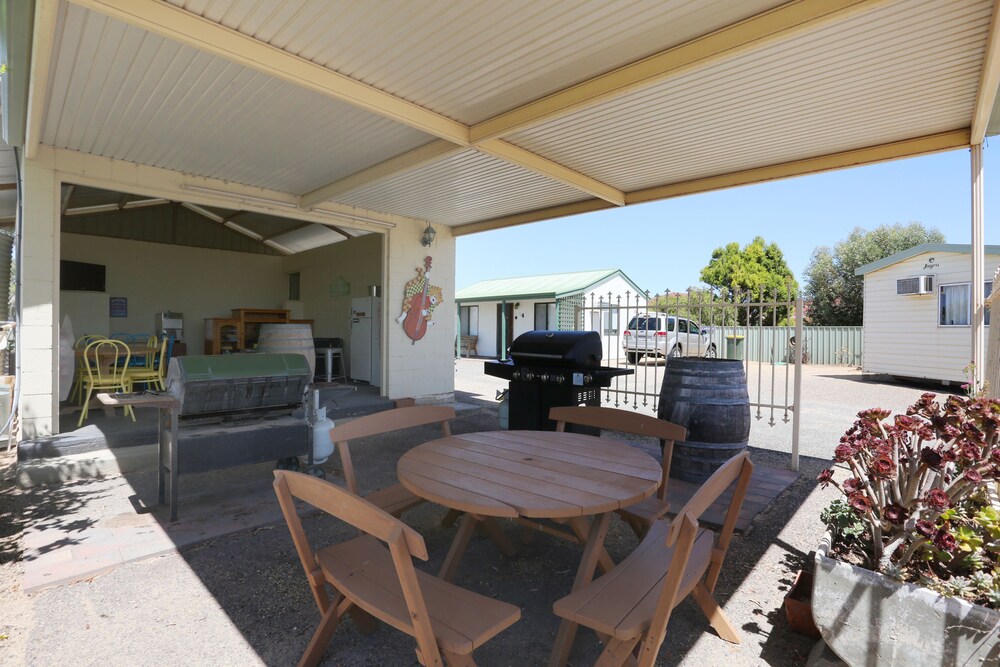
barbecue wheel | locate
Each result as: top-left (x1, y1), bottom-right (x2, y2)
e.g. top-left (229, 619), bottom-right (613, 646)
top-left (305, 466), bottom-right (326, 480)
top-left (275, 456), bottom-right (301, 471)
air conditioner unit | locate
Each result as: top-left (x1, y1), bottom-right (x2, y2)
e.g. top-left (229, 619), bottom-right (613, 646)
top-left (897, 275), bottom-right (934, 295)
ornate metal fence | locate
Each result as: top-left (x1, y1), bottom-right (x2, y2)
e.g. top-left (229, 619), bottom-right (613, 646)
top-left (577, 287), bottom-right (806, 469)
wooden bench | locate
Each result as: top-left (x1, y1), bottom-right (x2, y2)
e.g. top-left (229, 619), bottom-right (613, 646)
top-left (460, 335), bottom-right (478, 357)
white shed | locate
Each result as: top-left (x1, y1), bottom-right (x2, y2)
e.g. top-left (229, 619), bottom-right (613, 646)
top-left (455, 269), bottom-right (646, 360)
top-left (856, 243), bottom-right (1000, 384)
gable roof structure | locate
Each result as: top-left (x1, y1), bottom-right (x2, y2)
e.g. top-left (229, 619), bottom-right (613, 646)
top-left (855, 243), bottom-right (1000, 275)
top-left (6, 1), bottom-right (1000, 236)
top-left (456, 269), bottom-right (644, 303)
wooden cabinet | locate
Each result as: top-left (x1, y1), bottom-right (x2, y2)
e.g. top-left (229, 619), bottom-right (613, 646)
top-left (232, 308), bottom-right (290, 351)
top-left (204, 318), bottom-right (241, 354)
top-left (204, 309), bottom-right (317, 354)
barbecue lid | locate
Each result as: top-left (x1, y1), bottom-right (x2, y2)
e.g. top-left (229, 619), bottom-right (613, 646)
top-left (509, 330), bottom-right (603, 367)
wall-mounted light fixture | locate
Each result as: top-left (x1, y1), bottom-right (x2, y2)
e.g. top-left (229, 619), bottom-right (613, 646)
top-left (420, 223), bottom-right (437, 247)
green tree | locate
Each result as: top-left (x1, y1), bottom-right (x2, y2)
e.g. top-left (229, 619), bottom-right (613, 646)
top-left (804, 223), bottom-right (945, 326)
top-left (700, 236), bottom-right (798, 324)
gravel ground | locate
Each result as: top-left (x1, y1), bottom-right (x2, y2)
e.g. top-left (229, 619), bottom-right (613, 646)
top-left (0, 361), bottom-right (959, 666)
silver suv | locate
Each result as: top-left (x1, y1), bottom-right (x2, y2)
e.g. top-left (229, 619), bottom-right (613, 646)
top-left (621, 314), bottom-right (716, 363)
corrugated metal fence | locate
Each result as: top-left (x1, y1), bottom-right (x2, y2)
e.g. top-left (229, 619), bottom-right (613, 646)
top-left (703, 326), bottom-right (862, 365)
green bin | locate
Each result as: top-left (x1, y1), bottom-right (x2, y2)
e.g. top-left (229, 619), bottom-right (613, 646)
top-left (724, 335), bottom-right (745, 360)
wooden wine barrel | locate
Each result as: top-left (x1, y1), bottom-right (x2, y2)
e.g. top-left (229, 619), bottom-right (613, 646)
top-left (657, 358), bottom-right (750, 483)
top-left (257, 323), bottom-right (316, 379)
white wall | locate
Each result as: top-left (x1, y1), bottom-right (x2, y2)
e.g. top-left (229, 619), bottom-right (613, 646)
top-left (461, 274), bottom-right (647, 359)
top-left (382, 221), bottom-right (456, 401)
top-left (862, 251), bottom-right (1000, 383)
top-left (60, 233), bottom-right (287, 350)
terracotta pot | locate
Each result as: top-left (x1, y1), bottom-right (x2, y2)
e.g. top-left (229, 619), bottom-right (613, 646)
top-left (784, 569), bottom-right (820, 639)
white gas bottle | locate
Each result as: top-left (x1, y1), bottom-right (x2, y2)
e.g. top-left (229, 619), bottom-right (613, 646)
top-left (311, 406), bottom-right (336, 464)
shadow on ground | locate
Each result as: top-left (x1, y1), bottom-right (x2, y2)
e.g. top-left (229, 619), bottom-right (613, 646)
top-left (8, 391), bottom-right (831, 665)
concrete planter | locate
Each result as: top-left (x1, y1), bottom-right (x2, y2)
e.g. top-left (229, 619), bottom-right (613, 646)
top-left (812, 532), bottom-right (1000, 666)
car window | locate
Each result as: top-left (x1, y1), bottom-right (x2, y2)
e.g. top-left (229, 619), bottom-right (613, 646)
top-left (666, 317), bottom-right (675, 332)
top-left (627, 316), bottom-right (658, 331)
top-left (677, 319), bottom-right (688, 333)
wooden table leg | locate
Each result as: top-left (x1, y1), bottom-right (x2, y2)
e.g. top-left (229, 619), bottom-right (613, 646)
top-left (478, 517), bottom-right (516, 558)
top-left (566, 516), bottom-right (614, 575)
top-left (549, 512), bottom-right (612, 667)
top-left (439, 512), bottom-right (479, 582)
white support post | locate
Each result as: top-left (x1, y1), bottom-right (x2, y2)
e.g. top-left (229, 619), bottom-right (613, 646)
top-left (19, 158), bottom-right (61, 438)
top-left (972, 143), bottom-right (986, 388)
top-left (791, 297), bottom-right (803, 472)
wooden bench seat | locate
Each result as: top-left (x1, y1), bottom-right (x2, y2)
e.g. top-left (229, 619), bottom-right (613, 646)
top-left (319, 535), bottom-right (521, 655)
top-left (364, 483), bottom-right (424, 517)
top-left (460, 335), bottom-right (478, 357)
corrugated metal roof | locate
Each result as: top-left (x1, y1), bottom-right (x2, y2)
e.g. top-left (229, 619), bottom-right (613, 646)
top-left (44, 3), bottom-right (431, 195)
top-left (856, 243), bottom-right (1000, 275)
top-left (27, 1), bottom-right (1000, 231)
top-left (168, 0), bottom-right (785, 125)
top-left (336, 150), bottom-right (588, 226)
top-left (508, 0), bottom-right (991, 192)
top-left (456, 269), bottom-right (640, 302)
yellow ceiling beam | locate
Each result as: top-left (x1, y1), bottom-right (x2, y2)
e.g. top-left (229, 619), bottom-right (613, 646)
top-left (470, 0), bottom-right (889, 144)
top-left (972, 0), bottom-right (1000, 144)
top-left (456, 129), bottom-right (970, 236)
top-left (69, 0), bottom-right (470, 144)
top-left (453, 199), bottom-right (615, 237)
top-left (627, 129), bottom-right (971, 204)
top-left (299, 140), bottom-right (462, 210)
top-left (24, 0), bottom-right (59, 160)
top-left (478, 139), bottom-right (625, 205)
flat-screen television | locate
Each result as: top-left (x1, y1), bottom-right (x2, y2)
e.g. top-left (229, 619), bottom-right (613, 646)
top-left (60, 260), bottom-right (106, 292)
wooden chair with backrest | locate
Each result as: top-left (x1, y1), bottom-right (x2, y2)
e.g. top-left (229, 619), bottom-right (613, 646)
top-left (78, 338), bottom-right (135, 426)
top-left (70, 334), bottom-right (107, 404)
top-left (328, 405), bottom-right (455, 517)
top-left (549, 406), bottom-right (686, 537)
top-left (552, 452), bottom-right (754, 667)
top-left (124, 336), bottom-right (168, 392)
top-left (273, 470), bottom-right (520, 667)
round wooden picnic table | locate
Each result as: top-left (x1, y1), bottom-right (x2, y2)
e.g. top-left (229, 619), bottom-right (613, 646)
top-left (398, 429), bottom-right (662, 667)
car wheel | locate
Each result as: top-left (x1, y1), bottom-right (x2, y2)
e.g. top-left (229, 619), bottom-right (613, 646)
top-left (626, 351), bottom-right (640, 364)
top-left (704, 344), bottom-right (717, 358)
top-left (669, 345), bottom-right (682, 358)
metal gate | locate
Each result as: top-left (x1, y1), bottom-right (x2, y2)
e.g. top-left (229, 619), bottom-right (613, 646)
top-left (576, 288), bottom-right (804, 470)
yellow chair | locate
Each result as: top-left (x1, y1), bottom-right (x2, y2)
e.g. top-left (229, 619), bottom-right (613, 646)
top-left (125, 336), bottom-right (168, 392)
top-left (78, 338), bottom-right (135, 426)
top-left (70, 334), bottom-right (107, 404)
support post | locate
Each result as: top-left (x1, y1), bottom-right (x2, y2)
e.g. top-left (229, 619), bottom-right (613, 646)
top-left (791, 297), bottom-right (803, 472)
top-left (972, 143), bottom-right (986, 388)
top-left (500, 300), bottom-right (508, 361)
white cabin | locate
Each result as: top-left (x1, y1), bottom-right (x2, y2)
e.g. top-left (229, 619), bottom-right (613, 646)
top-left (455, 269), bottom-right (647, 361)
top-left (856, 243), bottom-right (1000, 384)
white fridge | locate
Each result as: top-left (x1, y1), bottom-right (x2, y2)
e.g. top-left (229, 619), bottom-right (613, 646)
top-left (350, 296), bottom-right (382, 387)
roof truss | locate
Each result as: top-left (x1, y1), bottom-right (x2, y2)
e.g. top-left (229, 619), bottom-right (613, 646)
top-left (61, 0), bottom-right (990, 232)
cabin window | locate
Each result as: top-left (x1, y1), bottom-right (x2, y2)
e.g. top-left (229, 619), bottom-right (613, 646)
top-left (534, 302), bottom-right (556, 330)
top-left (938, 282), bottom-right (992, 327)
top-left (459, 305), bottom-right (479, 336)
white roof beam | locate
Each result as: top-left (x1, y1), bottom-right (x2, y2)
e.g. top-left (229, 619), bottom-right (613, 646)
top-left (24, 0), bottom-right (58, 160)
top-left (470, 0), bottom-right (891, 143)
top-left (972, 0), bottom-right (1000, 144)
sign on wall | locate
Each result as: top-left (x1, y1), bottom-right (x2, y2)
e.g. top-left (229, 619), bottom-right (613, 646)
top-left (109, 296), bottom-right (127, 318)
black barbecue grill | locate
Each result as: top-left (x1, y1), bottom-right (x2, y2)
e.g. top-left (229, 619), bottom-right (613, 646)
top-left (484, 331), bottom-right (632, 432)
top-left (159, 353), bottom-right (314, 519)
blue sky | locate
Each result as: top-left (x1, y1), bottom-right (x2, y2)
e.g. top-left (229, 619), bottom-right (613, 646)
top-left (456, 145), bottom-right (1000, 295)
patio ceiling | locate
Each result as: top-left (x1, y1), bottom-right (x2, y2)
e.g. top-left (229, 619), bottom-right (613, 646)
top-left (20, 0), bottom-right (1000, 234)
